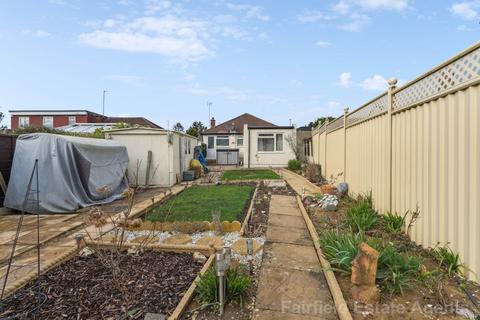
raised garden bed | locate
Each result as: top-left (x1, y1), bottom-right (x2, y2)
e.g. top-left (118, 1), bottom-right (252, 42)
top-left (221, 169), bottom-right (280, 181)
top-left (0, 250), bottom-right (203, 319)
top-left (304, 195), bottom-right (480, 319)
top-left (145, 185), bottom-right (255, 222)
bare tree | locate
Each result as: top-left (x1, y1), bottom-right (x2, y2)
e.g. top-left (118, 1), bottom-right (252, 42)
top-left (285, 134), bottom-right (306, 163)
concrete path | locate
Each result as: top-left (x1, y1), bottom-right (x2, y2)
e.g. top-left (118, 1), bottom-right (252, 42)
top-left (254, 195), bottom-right (337, 319)
top-left (279, 169), bottom-right (322, 197)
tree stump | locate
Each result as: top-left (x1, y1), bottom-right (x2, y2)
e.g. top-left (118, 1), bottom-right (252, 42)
top-left (351, 242), bottom-right (380, 304)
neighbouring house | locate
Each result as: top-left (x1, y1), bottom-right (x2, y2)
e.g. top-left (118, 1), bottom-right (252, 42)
top-left (105, 127), bottom-right (199, 187)
top-left (297, 126), bottom-right (313, 163)
top-left (9, 109), bottom-right (161, 130)
top-left (201, 113), bottom-right (296, 168)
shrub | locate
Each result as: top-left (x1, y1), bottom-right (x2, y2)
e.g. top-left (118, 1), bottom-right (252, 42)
top-left (383, 212), bottom-right (406, 234)
top-left (432, 245), bottom-right (464, 276)
top-left (195, 265), bottom-right (252, 306)
top-left (305, 163), bottom-right (321, 183)
top-left (345, 200), bottom-right (378, 233)
top-left (287, 159), bottom-right (302, 171)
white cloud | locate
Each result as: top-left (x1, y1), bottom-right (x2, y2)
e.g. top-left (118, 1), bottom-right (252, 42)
top-left (450, 1), bottom-right (479, 20)
top-left (297, 10), bottom-right (335, 23)
top-left (315, 40), bottom-right (332, 47)
top-left (184, 85), bottom-right (249, 102)
top-left (339, 13), bottom-right (371, 32)
top-left (23, 29), bottom-right (51, 38)
top-left (334, 0), bottom-right (409, 13)
top-left (104, 19), bottom-right (119, 28)
top-left (184, 74), bottom-right (195, 81)
top-left (225, 3), bottom-right (270, 21)
top-left (337, 72), bottom-right (352, 88)
top-left (258, 32), bottom-right (268, 40)
top-left (361, 74), bottom-right (388, 90)
top-left (79, 16), bottom-right (214, 61)
top-left (213, 14), bottom-right (237, 24)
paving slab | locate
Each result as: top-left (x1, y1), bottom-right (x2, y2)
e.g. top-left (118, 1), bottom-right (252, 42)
top-left (262, 242), bottom-right (321, 272)
top-left (266, 225), bottom-right (312, 246)
top-left (253, 309), bottom-right (330, 320)
top-left (268, 214), bottom-right (306, 229)
top-left (256, 267), bottom-right (337, 319)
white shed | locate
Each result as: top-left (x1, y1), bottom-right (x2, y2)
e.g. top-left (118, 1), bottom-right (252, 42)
top-left (104, 128), bottom-right (199, 187)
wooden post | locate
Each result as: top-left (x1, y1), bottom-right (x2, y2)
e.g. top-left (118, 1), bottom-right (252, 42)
top-left (387, 78), bottom-right (397, 213)
top-left (145, 150), bottom-right (153, 186)
top-left (343, 107), bottom-right (349, 183)
top-left (324, 119), bottom-right (329, 179)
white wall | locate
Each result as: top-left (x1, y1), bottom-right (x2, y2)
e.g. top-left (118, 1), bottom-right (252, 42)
top-left (202, 134), bottom-right (245, 162)
top-left (244, 126), bottom-right (296, 168)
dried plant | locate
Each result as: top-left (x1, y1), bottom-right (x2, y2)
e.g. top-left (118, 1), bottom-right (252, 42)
top-left (211, 209), bottom-right (222, 234)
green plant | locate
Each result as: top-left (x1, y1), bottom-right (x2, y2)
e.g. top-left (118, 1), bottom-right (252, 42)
top-left (195, 266), bottom-right (252, 307)
top-left (226, 266), bottom-right (251, 305)
top-left (383, 212), bottom-right (406, 234)
top-left (287, 159), bottom-right (302, 171)
top-left (195, 268), bottom-right (218, 305)
top-left (345, 200), bottom-right (378, 233)
top-left (432, 245), bottom-right (464, 276)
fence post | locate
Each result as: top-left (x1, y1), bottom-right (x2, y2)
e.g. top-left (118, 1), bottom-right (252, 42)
top-left (343, 107), bottom-right (349, 182)
top-left (324, 119), bottom-right (329, 179)
top-left (387, 78), bottom-right (397, 213)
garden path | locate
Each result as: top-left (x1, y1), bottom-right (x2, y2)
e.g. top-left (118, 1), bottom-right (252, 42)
top-left (278, 169), bottom-right (322, 197)
top-left (254, 194), bottom-right (337, 319)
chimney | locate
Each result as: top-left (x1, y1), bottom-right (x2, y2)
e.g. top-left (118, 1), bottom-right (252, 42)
top-left (210, 117), bottom-right (216, 128)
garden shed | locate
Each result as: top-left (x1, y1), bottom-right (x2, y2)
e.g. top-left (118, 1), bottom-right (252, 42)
top-left (4, 133), bottom-right (129, 213)
top-left (105, 128), bottom-right (199, 187)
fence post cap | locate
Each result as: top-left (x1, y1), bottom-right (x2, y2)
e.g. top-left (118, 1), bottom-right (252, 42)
top-left (387, 77), bottom-right (398, 87)
top-left (344, 107), bottom-right (349, 113)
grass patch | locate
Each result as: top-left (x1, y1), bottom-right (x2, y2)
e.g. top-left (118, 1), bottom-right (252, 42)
top-left (145, 185), bottom-right (254, 222)
top-left (221, 169), bottom-right (280, 181)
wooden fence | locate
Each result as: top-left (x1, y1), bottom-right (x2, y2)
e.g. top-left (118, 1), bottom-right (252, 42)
top-left (0, 134), bottom-right (17, 206)
top-left (311, 42), bottom-right (480, 280)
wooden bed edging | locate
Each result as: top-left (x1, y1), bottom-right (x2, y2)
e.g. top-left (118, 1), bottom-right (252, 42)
top-left (295, 195), bottom-right (353, 320)
top-left (239, 183), bottom-right (259, 235)
top-left (168, 254), bottom-right (215, 320)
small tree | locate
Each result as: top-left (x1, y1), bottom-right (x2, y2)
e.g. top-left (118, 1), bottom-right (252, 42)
top-left (285, 134), bottom-right (306, 163)
top-left (172, 122), bottom-right (184, 132)
top-left (308, 116), bottom-right (335, 129)
top-left (0, 112), bottom-right (6, 129)
top-left (186, 121), bottom-right (207, 137)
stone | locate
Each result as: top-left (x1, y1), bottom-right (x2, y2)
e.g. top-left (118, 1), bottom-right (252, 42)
top-left (163, 233), bottom-right (192, 245)
top-left (196, 235), bottom-right (224, 247)
top-left (231, 238), bottom-right (263, 255)
top-left (337, 182), bottom-right (348, 196)
top-left (193, 252), bottom-right (207, 263)
top-left (143, 313), bottom-right (166, 320)
top-left (303, 196), bottom-right (315, 206)
top-left (320, 184), bottom-right (337, 195)
top-left (351, 242), bottom-right (380, 304)
top-left (78, 247), bottom-right (94, 257)
top-left (321, 202), bottom-right (337, 212)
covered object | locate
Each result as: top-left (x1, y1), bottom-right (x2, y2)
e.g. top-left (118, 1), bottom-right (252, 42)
top-left (4, 133), bottom-right (129, 213)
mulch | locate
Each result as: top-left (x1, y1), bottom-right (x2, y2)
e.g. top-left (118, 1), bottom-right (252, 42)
top-left (0, 250), bottom-right (203, 320)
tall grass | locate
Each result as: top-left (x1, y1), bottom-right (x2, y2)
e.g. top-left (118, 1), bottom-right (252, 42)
top-left (345, 199), bottom-right (378, 233)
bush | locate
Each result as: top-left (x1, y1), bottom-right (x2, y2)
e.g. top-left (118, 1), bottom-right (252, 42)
top-left (305, 163), bottom-right (321, 183)
top-left (345, 200), bottom-right (378, 233)
top-left (287, 159), bottom-right (302, 171)
top-left (195, 265), bottom-right (252, 306)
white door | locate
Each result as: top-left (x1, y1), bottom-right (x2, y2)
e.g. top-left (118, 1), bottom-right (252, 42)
top-left (206, 136), bottom-right (215, 159)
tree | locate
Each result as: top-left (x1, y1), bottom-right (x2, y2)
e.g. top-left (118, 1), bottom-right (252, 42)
top-left (172, 122), bottom-right (184, 132)
top-left (308, 116), bottom-right (336, 129)
top-left (186, 121), bottom-right (207, 137)
top-left (0, 112), bottom-right (6, 129)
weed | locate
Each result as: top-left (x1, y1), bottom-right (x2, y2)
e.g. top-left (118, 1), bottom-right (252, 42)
top-left (195, 268), bottom-right (218, 305)
top-left (345, 200), bottom-right (378, 233)
top-left (383, 212), bottom-right (406, 234)
top-left (432, 245), bottom-right (464, 276)
top-left (226, 266), bottom-right (251, 305)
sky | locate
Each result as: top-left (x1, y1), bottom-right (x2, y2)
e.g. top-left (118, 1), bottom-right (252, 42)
top-left (0, 0), bottom-right (478, 129)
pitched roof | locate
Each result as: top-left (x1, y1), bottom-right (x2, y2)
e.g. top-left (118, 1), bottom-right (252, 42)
top-left (202, 113), bottom-right (277, 134)
top-left (104, 117), bottom-right (162, 129)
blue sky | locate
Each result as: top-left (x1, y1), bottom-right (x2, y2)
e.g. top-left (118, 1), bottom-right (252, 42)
top-left (0, 0), bottom-right (478, 129)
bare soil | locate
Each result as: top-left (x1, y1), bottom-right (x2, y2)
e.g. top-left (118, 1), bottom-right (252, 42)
top-left (0, 250), bottom-right (203, 320)
top-left (307, 197), bottom-right (480, 320)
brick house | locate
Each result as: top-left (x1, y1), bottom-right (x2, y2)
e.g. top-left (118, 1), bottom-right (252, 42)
top-left (9, 109), bottom-right (160, 130)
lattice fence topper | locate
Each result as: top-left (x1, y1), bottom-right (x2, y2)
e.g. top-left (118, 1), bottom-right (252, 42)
top-left (327, 116), bottom-right (344, 132)
top-left (346, 94), bottom-right (388, 126)
top-left (393, 46), bottom-right (480, 110)
top-left (319, 123), bottom-right (326, 134)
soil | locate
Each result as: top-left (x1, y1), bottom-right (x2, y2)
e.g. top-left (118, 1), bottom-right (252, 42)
top-left (244, 181), bottom-right (271, 238)
top-left (0, 250), bottom-right (203, 320)
top-left (307, 196), bottom-right (480, 320)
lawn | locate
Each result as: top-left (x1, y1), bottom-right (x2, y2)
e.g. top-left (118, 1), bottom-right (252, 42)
top-left (221, 169), bottom-right (280, 181)
top-left (145, 185), bottom-right (254, 222)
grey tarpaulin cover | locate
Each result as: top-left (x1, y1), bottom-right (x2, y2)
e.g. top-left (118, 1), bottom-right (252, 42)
top-left (5, 133), bottom-right (129, 213)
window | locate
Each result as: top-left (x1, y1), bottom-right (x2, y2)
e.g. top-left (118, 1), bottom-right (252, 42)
top-left (216, 136), bottom-right (229, 147)
top-left (276, 133), bottom-right (283, 151)
top-left (19, 116), bottom-right (29, 128)
top-left (236, 136), bottom-right (243, 146)
top-left (258, 133), bottom-right (284, 152)
top-left (208, 136), bottom-right (214, 149)
top-left (43, 116), bottom-right (54, 128)
top-left (68, 116), bottom-right (76, 125)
